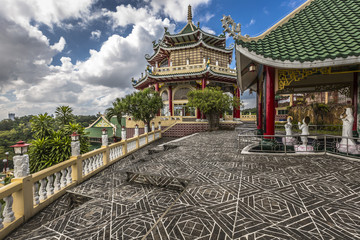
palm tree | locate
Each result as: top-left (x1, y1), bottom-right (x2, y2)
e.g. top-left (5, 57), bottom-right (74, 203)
top-left (105, 98), bottom-right (124, 126)
top-left (55, 105), bottom-right (74, 126)
top-left (30, 113), bottom-right (55, 139)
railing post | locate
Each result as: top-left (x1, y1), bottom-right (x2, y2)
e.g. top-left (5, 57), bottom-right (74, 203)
top-left (136, 136), bottom-right (140, 149)
top-left (324, 135), bottom-right (327, 153)
top-left (71, 156), bottom-right (82, 184)
top-left (102, 146), bottom-right (109, 166)
top-left (11, 175), bottom-right (33, 221)
top-left (123, 140), bottom-right (128, 155)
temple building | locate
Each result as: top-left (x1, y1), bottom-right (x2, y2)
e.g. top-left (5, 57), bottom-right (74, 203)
top-left (132, 5), bottom-right (240, 121)
top-left (223, 0), bottom-right (359, 134)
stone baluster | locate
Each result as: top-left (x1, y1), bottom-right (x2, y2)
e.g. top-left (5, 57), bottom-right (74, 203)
top-left (39, 178), bottom-right (47, 201)
top-left (89, 157), bottom-right (94, 172)
top-left (84, 159), bottom-right (89, 175)
top-left (54, 172), bottom-right (61, 191)
top-left (67, 166), bottom-right (72, 184)
top-left (33, 182), bottom-right (40, 205)
top-left (94, 156), bottom-right (98, 169)
top-left (3, 196), bottom-right (15, 223)
top-left (60, 169), bottom-right (67, 188)
top-left (46, 175), bottom-right (54, 196)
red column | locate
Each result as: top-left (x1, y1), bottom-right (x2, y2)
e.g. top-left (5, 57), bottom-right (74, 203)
top-left (235, 87), bottom-right (241, 119)
top-left (264, 66), bottom-right (275, 137)
top-left (257, 79), bottom-right (263, 130)
top-left (168, 86), bottom-right (173, 116)
top-left (353, 72), bottom-right (358, 132)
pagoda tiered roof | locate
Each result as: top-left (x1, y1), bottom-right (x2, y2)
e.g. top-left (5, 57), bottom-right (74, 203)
top-left (235, 0), bottom-right (360, 69)
top-left (133, 64), bottom-right (237, 89)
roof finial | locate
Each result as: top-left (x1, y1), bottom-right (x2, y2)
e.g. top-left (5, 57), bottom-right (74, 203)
top-left (187, 5), bottom-right (192, 23)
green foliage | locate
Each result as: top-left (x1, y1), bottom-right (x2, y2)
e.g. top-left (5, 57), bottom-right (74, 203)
top-left (74, 115), bottom-right (98, 128)
top-left (0, 119), bottom-right (14, 131)
top-left (109, 88), bottom-right (163, 128)
top-left (28, 107), bottom-right (90, 173)
top-left (187, 87), bottom-right (241, 130)
top-left (187, 87), bottom-right (239, 114)
top-left (105, 98), bottom-right (124, 126)
top-left (55, 105), bottom-right (75, 126)
top-left (30, 113), bottom-right (55, 139)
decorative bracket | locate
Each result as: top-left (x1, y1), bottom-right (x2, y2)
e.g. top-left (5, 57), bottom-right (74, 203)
top-left (278, 67), bottom-right (331, 90)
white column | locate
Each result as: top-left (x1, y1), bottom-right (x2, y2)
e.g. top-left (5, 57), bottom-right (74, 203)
top-left (144, 125), bottom-right (148, 133)
top-left (122, 127), bottom-right (127, 140)
top-left (151, 122), bottom-right (155, 132)
top-left (134, 125), bottom-right (139, 137)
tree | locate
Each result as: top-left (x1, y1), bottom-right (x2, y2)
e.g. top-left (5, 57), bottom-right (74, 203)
top-left (55, 105), bottom-right (75, 126)
top-left (30, 113), bottom-right (55, 139)
top-left (105, 98), bottom-right (124, 126)
top-left (110, 88), bottom-right (163, 129)
top-left (187, 87), bottom-right (240, 130)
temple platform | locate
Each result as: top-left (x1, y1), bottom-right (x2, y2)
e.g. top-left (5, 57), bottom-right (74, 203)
top-left (6, 131), bottom-right (360, 240)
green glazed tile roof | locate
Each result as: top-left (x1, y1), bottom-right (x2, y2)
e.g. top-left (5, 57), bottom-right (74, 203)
top-left (237, 0), bottom-right (360, 62)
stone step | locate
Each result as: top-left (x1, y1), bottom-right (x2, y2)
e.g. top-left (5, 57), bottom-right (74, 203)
top-left (126, 171), bottom-right (191, 191)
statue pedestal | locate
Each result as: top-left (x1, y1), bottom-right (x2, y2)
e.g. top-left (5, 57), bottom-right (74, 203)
top-left (336, 142), bottom-right (360, 155)
top-left (282, 137), bottom-right (297, 146)
top-left (294, 144), bottom-right (314, 152)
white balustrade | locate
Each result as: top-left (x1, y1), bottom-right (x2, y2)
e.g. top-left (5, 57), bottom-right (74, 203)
top-left (33, 182), bottom-right (40, 205)
top-left (3, 196), bottom-right (15, 223)
top-left (127, 140), bottom-right (137, 152)
top-left (46, 175), bottom-right (54, 196)
top-left (155, 132), bottom-right (160, 139)
top-left (60, 169), bottom-right (67, 188)
top-left (66, 166), bottom-right (72, 185)
top-left (139, 136), bottom-right (146, 146)
top-left (39, 178), bottom-right (47, 201)
top-left (109, 145), bottom-right (123, 161)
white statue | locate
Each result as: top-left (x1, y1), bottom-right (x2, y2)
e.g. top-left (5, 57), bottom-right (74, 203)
top-left (298, 117), bottom-right (310, 145)
top-left (282, 116), bottom-right (296, 145)
top-left (294, 116), bottom-right (314, 152)
top-left (337, 107), bottom-right (359, 154)
top-left (340, 108), bottom-right (355, 145)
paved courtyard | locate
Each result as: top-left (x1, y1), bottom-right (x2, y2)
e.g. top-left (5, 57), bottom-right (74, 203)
top-left (7, 130), bottom-right (360, 239)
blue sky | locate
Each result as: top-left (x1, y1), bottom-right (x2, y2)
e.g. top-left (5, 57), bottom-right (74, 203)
top-left (0, 0), bottom-right (306, 119)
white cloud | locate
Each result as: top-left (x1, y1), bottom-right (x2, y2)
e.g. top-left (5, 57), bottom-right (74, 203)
top-left (199, 12), bottom-right (214, 23)
top-left (149, 0), bottom-right (210, 22)
top-left (0, 96), bottom-right (10, 103)
top-left (244, 18), bottom-right (256, 28)
top-left (202, 26), bottom-right (215, 35)
top-left (263, 7), bottom-right (269, 15)
top-left (50, 37), bottom-right (66, 52)
top-left (90, 30), bottom-right (101, 40)
top-left (0, 0), bottom-right (95, 28)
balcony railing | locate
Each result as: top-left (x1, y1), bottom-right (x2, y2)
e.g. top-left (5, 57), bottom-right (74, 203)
top-left (154, 64), bottom-right (236, 76)
top-left (0, 130), bottom-right (162, 239)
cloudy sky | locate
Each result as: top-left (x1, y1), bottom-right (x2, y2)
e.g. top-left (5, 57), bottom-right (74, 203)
top-left (0, 0), bottom-right (306, 119)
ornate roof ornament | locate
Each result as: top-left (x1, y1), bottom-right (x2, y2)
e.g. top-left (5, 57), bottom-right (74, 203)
top-left (187, 5), bottom-right (192, 23)
top-left (221, 15), bottom-right (241, 40)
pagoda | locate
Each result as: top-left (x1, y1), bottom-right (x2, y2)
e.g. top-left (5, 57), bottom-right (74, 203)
top-left (132, 5), bottom-right (239, 121)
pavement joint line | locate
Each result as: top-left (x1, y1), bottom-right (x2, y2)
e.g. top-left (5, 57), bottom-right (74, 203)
top-left (141, 187), bottom-right (188, 240)
top-left (158, 133), bottom-right (199, 146)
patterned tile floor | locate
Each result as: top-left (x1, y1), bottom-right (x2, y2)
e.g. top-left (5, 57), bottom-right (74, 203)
top-left (7, 131), bottom-right (360, 240)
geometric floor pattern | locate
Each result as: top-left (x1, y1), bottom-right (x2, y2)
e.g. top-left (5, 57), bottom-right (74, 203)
top-left (6, 130), bottom-right (360, 239)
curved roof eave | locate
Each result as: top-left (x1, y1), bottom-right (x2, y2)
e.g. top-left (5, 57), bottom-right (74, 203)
top-left (237, 45), bottom-right (360, 69)
top-left (146, 40), bottom-right (234, 62)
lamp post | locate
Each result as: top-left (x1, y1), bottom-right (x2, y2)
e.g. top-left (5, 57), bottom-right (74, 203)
top-left (4, 151), bottom-right (9, 172)
top-left (70, 132), bottom-right (81, 156)
top-left (101, 128), bottom-right (108, 147)
top-left (10, 141), bottom-right (30, 178)
top-left (134, 124), bottom-right (139, 137)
